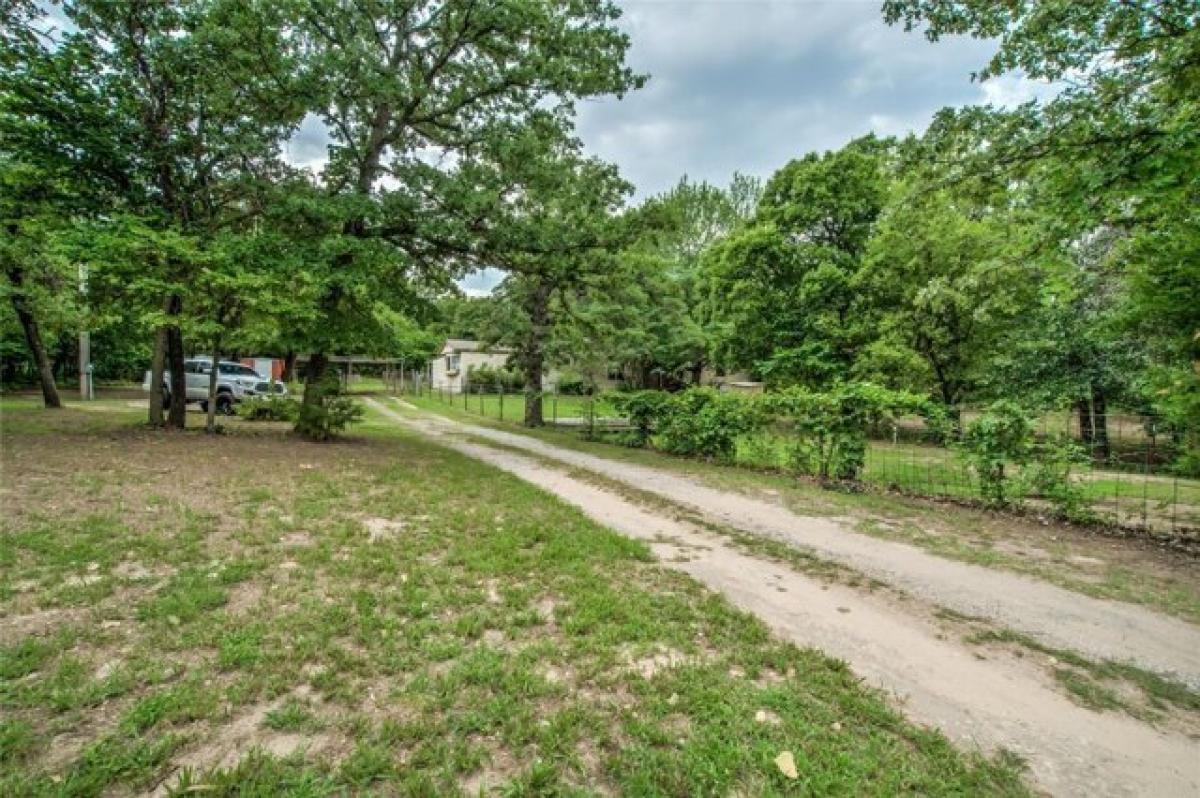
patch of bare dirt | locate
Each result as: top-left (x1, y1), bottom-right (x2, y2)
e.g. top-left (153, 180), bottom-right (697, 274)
top-left (0, 607), bottom-right (88, 645)
top-left (361, 516), bottom-right (406, 543)
top-left (112, 560), bottom-right (177, 582)
top-left (151, 691), bottom-right (343, 795)
top-left (226, 582), bottom-right (265, 615)
top-left (458, 737), bottom-right (521, 797)
top-left (624, 646), bottom-right (689, 679)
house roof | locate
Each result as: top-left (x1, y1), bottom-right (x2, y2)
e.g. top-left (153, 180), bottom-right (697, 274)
top-left (441, 339), bottom-right (514, 355)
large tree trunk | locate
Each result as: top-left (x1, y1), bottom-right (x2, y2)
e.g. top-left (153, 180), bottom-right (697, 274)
top-left (165, 295), bottom-right (187, 429)
top-left (148, 322), bottom-right (168, 426)
top-left (5, 263), bottom-right (62, 408)
top-left (522, 282), bottom-right (551, 427)
top-left (301, 351), bottom-right (329, 413)
top-left (281, 350), bottom-right (296, 383)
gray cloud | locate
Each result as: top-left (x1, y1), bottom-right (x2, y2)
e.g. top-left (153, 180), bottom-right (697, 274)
top-left (576, 1), bottom-right (1041, 199)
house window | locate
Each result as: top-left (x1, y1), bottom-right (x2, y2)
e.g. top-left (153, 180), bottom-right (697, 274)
top-left (446, 354), bottom-right (460, 372)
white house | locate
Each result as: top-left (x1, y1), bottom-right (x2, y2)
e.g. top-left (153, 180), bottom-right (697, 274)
top-left (430, 339), bottom-right (515, 393)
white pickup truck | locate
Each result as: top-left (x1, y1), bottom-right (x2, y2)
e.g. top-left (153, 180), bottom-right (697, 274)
top-left (143, 358), bottom-right (287, 414)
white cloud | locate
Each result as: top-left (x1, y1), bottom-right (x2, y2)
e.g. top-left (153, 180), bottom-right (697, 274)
top-left (978, 74), bottom-right (1057, 108)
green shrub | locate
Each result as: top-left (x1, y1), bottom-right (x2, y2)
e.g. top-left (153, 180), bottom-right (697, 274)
top-left (959, 400), bottom-right (1034, 506)
top-left (656, 388), bottom-right (764, 460)
top-left (609, 389), bottom-right (671, 447)
top-left (767, 382), bottom-right (929, 481)
top-left (238, 394), bottom-right (298, 422)
top-left (1143, 370), bottom-right (1200, 477)
top-left (294, 376), bottom-right (364, 441)
top-left (555, 370), bottom-right (594, 396)
top-left (466, 364), bottom-right (524, 394)
top-left (1023, 435), bottom-right (1093, 522)
top-left (737, 431), bottom-right (785, 468)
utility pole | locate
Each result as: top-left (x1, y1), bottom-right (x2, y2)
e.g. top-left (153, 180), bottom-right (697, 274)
top-left (78, 264), bottom-right (92, 400)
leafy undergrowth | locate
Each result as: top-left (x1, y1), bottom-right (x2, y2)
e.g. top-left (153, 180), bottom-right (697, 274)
top-left (1, 398), bottom-right (1025, 795)
top-left (405, 395), bottom-right (1200, 625)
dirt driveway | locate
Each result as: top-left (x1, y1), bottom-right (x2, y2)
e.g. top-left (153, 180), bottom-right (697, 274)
top-left (369, 399), bottom-right (1200, 797)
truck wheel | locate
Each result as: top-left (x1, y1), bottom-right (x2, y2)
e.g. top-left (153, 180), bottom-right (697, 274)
top-left (216, 394), bottom-right (234, 415)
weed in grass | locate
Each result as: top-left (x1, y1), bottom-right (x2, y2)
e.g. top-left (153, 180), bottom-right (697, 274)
top-left (170, 749), bottom-right (339, 797)
top-left (0, 719), bottom-right (36, 766)
top-left (218, 624), bottom-right (268, 670)
top-left (123, 679), bottom-right (220, 733)
top-left (1054, 668), bottom-right (1126, 713)
top-left (264, 700), bottom-right (324, 733)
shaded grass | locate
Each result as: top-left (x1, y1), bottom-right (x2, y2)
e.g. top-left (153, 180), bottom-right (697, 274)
top-left (0, 398), bottom-right (1029, 795)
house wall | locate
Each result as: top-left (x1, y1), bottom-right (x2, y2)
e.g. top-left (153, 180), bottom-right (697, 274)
top-left (431, 351), bottom-right (511, 393)
top-left (430, 348), bottom-right (568, 394)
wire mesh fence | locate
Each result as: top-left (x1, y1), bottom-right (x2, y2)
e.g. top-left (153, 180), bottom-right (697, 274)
top-left (424, 382), bottom-right (621, 433)
top-left (742, 410), bottom-right (1198, 537)
top-left (415, 383), bottom-right (1199, 538)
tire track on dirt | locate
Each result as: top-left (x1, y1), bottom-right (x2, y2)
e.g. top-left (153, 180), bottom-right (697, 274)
top-left (369, 398), bottom-right (1200, 798)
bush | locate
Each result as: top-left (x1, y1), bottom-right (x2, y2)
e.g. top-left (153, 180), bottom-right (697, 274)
top-left (609, 389), bottom-right (672, 447)
top-left (294, 376), bottom-right (364, 441)
top-left (1023, 435), bottom-right (1093, 522)
top-left (555, 370), bottom-right (593, 396)
top-left (466, 364), bottom-right (524, 394)
top-left (959, 400), bottom-right (1034, 506)
top-left (656, 388), bottom-right (764, 460)
top-left (767, 382), bottom-right (929, 481)
top-left (238, 394), bottom-right (298, 422)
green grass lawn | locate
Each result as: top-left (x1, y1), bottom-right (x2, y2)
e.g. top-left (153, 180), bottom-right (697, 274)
top-left (0, 397), bottom-right (1025, 796)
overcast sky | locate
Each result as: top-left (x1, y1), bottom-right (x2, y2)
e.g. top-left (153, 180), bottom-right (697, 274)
top-left (575, 0), bottom-right (1027, 198)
